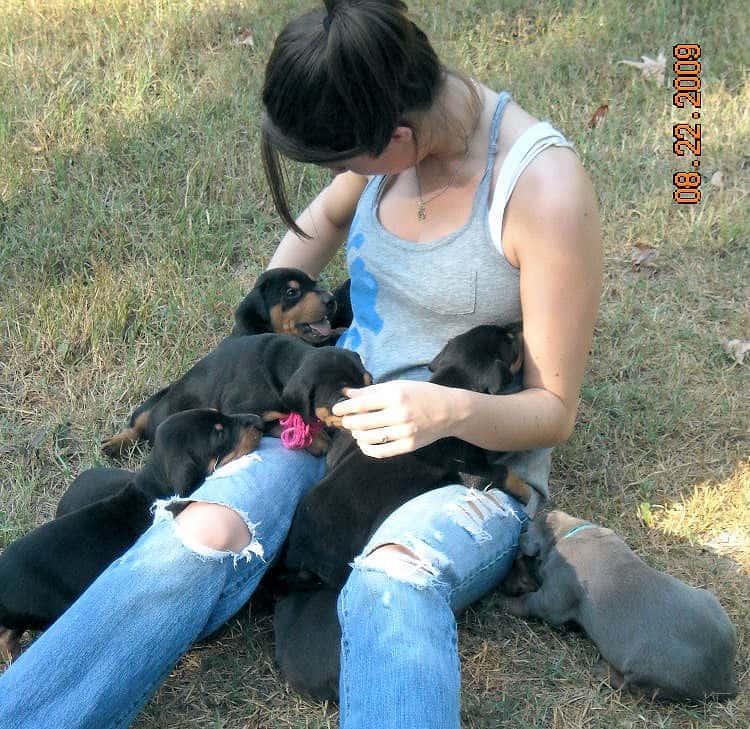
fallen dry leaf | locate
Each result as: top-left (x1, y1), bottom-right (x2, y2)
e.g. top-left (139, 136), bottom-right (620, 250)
top-left (710, 170), bottom-right (725, 189)
top-left (235, 28), bottom-right (255, 48)
top-left (631, 243), bottom-right (659, 269)
top-left (721, 338), bottom-right (750, 365)
top-left (588, 104), bottom-right (609, 129)
top-left (618, 51), bottom-right (666, 85)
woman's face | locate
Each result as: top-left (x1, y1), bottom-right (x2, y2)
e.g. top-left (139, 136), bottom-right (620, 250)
top-left (323, 126), bottom-right (417, 177)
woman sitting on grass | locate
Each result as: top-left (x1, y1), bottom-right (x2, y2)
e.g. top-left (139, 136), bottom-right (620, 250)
top-left (0, 1), bottom-right (601, 727)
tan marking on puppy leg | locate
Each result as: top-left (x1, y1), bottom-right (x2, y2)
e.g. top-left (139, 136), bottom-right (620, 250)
top-left (261, 410), bottom-right (289, 422)
top-left (315, 406), bottom-right (342, 428)
top-left (101, 408), bottom-right (150, 456)
top-left (501, 471), bottom-right (533, 506)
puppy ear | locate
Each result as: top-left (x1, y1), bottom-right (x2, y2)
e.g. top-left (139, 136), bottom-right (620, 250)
top-left (281, 367), bottom-right (315, 422)
top-left (232, 286), bottom-right (269, 336)
top-left (518, 521), bottom-right (546, 558)
top-left (484, 358), bottom-right (512, 395)
top-left (330, 279), bottom-right (353, 329)
top-left (168, 450), bottom-right (207, 495)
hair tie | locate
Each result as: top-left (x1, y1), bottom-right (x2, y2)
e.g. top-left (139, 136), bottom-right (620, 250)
top-left (323, 14), bottom-right (333, 32)
top-left (279, 412), bottom-right (325, 449)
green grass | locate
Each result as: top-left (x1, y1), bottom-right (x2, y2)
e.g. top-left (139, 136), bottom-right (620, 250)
top-left (1, 0), bottom-right (749, 727)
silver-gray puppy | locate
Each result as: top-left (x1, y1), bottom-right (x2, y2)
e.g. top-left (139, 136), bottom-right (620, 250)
top-left (502, 510), bottom-right (738, 701)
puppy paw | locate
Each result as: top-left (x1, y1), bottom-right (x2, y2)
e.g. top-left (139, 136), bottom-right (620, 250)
top-left (314, 406), bottom-right (343, 428)
top-left (593, 658), bottom-right (626, 690)
top-left (100, 431), bottom-right (134, 457)
top-left (305, 429), bottom-right (332, 456)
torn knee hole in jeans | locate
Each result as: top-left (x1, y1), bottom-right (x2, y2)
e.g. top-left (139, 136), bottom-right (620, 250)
top-left (152, 496), bottom-right (265, 566)
top-left (352, 540), bottom-right (449, 590)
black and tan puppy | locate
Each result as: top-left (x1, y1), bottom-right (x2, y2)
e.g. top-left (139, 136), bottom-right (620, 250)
top-left (0, 409), bottom-right (263, 662)
top-left (231, 267), bottom-right (347, 342)
top-left (502, 510), bottom-right (738, 702)
top-left (101, 268), bottom-right (353, 457)
top-left (102, 334), bottom-right (371, 456)
top-left (274, 324), bottom-right (531, 700)
top-left (283, 323), bottom-right (530, 590)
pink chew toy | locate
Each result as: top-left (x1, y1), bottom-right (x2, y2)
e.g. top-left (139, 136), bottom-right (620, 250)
top-left (279, 412), bottom-right (325, 449)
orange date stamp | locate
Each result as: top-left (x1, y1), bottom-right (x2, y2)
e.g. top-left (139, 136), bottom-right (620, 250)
top-left (672, 43), bottom-right (701, 204)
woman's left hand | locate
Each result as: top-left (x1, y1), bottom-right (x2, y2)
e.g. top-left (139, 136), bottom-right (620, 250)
top-left (331, 380), bottom-right (460, 458)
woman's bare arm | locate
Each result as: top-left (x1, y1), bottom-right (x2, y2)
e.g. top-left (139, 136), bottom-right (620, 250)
top-left (332, 148), bottom-right (602, 458)
top-left (450, 147), bottom-right (602, 449)
top-left (267, 171), bottom-right (368, 277)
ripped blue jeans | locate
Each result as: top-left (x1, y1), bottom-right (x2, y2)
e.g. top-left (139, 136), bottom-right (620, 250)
top-left (0, 436), bottom-right (525, 729)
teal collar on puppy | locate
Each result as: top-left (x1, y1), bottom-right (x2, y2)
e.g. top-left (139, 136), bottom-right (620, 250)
top-left (561, 523), bottom-right (597, 540)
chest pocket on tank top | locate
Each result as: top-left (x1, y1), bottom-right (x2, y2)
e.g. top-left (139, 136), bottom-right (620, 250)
top-left (385, 263), bottom-right (477, 316)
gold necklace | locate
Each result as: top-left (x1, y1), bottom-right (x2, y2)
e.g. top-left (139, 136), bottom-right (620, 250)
top-left (415, 157), bottom-right (465, 221)
top-left (414, 126), bottom-right (478, 222)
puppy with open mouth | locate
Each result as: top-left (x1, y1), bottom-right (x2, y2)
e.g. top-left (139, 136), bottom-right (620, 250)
top-left (231, 267), bottom-right (351, 344)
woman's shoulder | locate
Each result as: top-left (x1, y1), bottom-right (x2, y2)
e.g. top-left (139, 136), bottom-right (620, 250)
top-left (492, 95), bottom-right (594, 267)
top-left (493, 95), bottom-right (583, 197)
top-left (318, 171), bottom-right (370, 228)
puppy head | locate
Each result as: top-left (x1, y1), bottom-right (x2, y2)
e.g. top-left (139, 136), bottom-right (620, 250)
top-left (232, 268), bottom-right (337, 344)
top-left (519, 510), bottom-right (589, 559)
top-left (428, 323), bottom-right (523, 395)
top-left (281, 348), bottom-right (372, 426)
top-left (150, 409), bottom-right (264, 494)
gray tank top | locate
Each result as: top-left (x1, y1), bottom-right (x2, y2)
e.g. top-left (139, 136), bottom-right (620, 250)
top-left (336, 92), bottom-right (570, 509)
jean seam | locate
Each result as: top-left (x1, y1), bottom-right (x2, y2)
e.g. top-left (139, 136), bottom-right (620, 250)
top-left (338, 587), bottom-right (351, 721)
top-left (446, 544), bottom-right (518, 604)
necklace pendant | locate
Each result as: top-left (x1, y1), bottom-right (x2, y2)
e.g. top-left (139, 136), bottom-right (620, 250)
top-left (417, 202), bottom-right (426, 221)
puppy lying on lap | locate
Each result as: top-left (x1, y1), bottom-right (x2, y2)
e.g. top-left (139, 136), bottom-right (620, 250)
top-left (102, 267), bottom-right (354, 457)
top-left (283, 323), bottom-right (531, 589)
top-left (501, 510), bottom-right (738, 702)
top-left (274, 323), bottom-right (534, 701)
top-left (102, 333), bottom-right (370, 456)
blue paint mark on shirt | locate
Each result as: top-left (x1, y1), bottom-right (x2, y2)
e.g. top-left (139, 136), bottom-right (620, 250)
top-left (349, 256), bottom-right (383, 335)
top-left (348, 230), bottom-right (365, 251)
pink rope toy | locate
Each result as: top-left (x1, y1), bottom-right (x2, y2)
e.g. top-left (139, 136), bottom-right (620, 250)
top-left (279, 412), bottom-right (325, 449)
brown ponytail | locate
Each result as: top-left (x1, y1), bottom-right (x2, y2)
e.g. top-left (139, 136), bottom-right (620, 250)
top-left (261, 1), bottom-right (477, 237)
